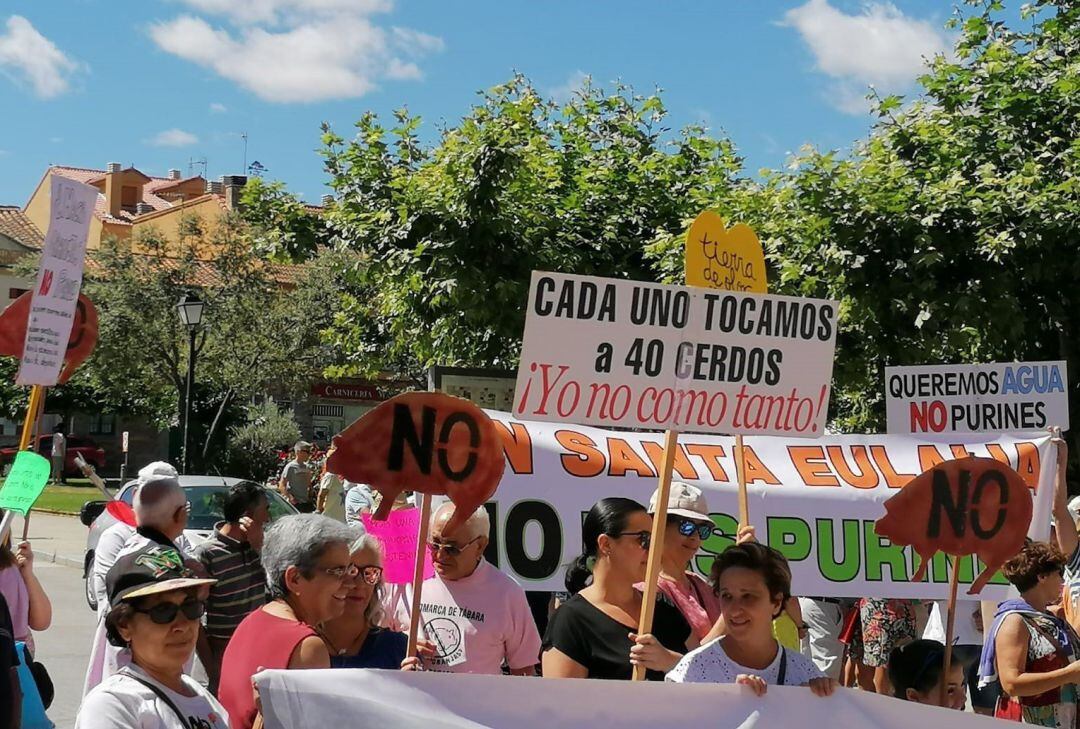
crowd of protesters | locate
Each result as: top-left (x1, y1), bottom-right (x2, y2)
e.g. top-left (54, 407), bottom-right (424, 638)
top-left (0, 433), bottom-right (1078, 727)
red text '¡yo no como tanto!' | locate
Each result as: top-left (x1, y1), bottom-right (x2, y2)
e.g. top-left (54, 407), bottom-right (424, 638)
top-left (514, 362), bottom-right (828, 433)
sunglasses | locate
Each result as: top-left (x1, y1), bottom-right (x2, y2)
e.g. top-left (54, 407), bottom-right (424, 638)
top-left (614, 531), bottom-right (652, 550)
top-left (670, 518), bottom-right (715, 540)
top-left (356, 565), bottom-right (383, 585)
top-left (133, 598), bottom-right (206, 625)
top-left (428, 536), bottom-right (481, 557)
top-left (322, 564), bottom-right (361, 580)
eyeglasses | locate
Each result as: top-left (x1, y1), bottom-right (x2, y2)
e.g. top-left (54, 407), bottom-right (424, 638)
top-left (614, 531), bottom-right (652, 550)
top-left (322, 564), bottom-right (361, 580)
top-left (133, 598), bottom-right (206, 625)
top-left (356, 565), bottom-right (383, 585)
top-left (671, 518), bottom-right (715, 540)
top-left (428, 536), bottom-right (481, 557)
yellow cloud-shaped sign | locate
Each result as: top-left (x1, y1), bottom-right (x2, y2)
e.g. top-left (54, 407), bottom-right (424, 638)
top-left (684, 211), bottom-right (767, 293)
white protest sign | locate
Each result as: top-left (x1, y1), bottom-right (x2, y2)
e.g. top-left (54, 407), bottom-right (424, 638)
top-left (513, 271), bottom-right (839, 436)
top-left (886, 361), bottom-right (1069, 434)
top-left (16, 175), bottom-right (97, 386)
top-left (258, 668), bottom-right (1007, 729)
top-left (472, 411), bottom-right (1053, 599)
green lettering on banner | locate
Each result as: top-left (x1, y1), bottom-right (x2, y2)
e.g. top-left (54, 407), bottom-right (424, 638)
top-left (864, 520), bottom-right (909, 582)
top-left (0, 451), bottom-right (51, 515)
top-left (767, 517), bottom-right (812, 562)
top-left (816, 519), bottom-right (860, 582)
top-left (694, 513), bottom-right (738, 576)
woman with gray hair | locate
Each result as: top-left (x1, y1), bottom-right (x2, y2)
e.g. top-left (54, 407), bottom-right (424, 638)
top-left (319, 529), bottom-right (411, 669)
top-left (217, 514), bottom-right (356, 729)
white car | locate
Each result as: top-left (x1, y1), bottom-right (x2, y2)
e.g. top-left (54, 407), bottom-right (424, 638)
top-left (79, 475), bottom-right (296, 611)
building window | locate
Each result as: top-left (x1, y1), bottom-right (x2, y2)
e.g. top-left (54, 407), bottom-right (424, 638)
top-left (121, 186), bottom-right (139, 209)
top-left (8, 288), bottom-right (27, 300)
top-left (313, 404), bottom-right (344, 418)
top-left (89, 413), bottom-right (116, 435)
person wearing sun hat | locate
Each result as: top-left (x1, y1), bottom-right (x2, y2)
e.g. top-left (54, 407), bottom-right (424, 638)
top-left (75, 544), bottom-right (226, 729)
top-left (639, 482), bottom-right (743, 642)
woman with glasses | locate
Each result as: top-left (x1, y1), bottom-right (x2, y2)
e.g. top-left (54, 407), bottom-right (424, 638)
top-left (543, 497), bottom-right (695, 680)
top-left (218, 514), bottom-right (355, 729)
top-left (979, 540), bottom-right (1080, 725)
top-left (667, 541), bottom-right (834, 697)
top-left (319, 531), bottom-right (410, 669)
top-left (76, 544), bottom-right (223, 728)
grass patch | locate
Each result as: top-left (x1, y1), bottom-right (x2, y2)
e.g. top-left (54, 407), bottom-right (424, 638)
top-left (0, 480), bottom-right (102, 515)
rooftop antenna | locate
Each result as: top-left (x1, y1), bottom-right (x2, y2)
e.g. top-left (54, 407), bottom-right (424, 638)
top-left (241, 132), bottom-right (248, 174)
top-left (187, 157), bottom-right (207, 178)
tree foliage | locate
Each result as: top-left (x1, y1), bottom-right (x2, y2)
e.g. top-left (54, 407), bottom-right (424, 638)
top-left (321, 75), bottom-right (743, 376)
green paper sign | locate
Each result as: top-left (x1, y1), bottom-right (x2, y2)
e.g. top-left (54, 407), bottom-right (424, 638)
top-left (0, 451), bottom-right (51, 515)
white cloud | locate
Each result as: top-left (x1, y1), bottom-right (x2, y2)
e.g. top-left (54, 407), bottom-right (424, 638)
top-left (209, 101), bottom-right (227, 113)
top-left (0, 15), bottom-right (80, 99)
top-left (549, 70), bottom-right (590, 105)
top-left (783, 0), bottom-right (953, 114)
top-left (148, 1), bottom-right (442, 103)
top-left (146, 128), bottom-right (200, 147)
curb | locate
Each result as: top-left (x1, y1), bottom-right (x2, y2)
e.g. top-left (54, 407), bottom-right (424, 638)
top-left (31, 508), bottom-right (79, 517)
top-left (40, 550), bottom-right (83, 570)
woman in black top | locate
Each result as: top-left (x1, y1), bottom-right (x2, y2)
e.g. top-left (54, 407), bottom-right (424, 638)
top-left (543, 498), bottom-right (694, 680)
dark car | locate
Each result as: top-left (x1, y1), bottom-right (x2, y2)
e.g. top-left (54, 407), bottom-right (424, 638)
top-left (0, 434), bottom-right (105, 476)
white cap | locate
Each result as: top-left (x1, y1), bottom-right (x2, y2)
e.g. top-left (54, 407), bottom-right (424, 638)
top-left (1068, 495), bottom-right (1080, 525)
top-left (648, 481), bottom-right (710, 522)
top-left (137, 461), bottom-right (178, 483)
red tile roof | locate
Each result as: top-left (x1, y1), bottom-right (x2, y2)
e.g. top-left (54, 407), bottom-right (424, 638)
top-left (46, 166), bottom-right (207, 225)
top-left (0, 206), bottom-right (44, 249)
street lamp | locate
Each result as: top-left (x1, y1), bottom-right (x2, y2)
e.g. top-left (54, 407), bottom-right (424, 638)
top-left (177, 292), bottom-right (206, 473)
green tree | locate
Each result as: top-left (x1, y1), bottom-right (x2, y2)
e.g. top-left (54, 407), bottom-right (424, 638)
top-left (240, 177), bottom-right (331, 262)
top-left (321, 75), bottom-right (743, 376)
top-left (649, 0), bottom-right (1080, 434)
top-left (223, 400), bottom-right (301, 481)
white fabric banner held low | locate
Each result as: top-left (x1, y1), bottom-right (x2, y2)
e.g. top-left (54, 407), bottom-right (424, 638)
top-left (16, 174), bottom-right (97, 386)
top-left (513, 271), bottom-right (838, 436)
top-left (885, 361), bottom-right (1069, 434)
top-left (475, 411), bottom-right (1054, 600)
top-left (257, 669), bottom-right (1005, 729)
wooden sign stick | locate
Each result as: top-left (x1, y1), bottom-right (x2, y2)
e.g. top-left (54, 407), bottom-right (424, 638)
top-left (734, 434), bottom-right (750, 527)
top-left (406, 492), bottom-right (434, 659)
top-left (632, 428), bottom-right (680, 682)
top-left (940, 553), bottom-right (961, 706)
top-left (21, 387), bottom-right (47, 541)
top-left (0, 385), bottom-right (45, 544)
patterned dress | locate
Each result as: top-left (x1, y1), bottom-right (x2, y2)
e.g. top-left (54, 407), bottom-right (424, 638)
top-left (997, 612), bottom-right (1079, 728)
top-left (855, 598), bottom-right (916, 667)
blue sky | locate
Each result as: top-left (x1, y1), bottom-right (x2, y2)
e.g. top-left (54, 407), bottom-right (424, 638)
top-left (0, 0), bottom-right (961, 205)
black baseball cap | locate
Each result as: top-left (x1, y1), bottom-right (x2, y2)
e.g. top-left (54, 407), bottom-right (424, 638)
top-left (106, 544), bottom-right (215, 609)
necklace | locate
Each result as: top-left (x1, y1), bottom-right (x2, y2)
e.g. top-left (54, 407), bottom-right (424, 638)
top-left (319, 624), bottom-right (370, 656)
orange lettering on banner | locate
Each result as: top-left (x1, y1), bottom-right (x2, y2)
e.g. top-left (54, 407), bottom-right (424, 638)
top-left (493, 421), bottom-right (534, 475)
top-left (951, 445), bottom-right (976, 459)
top-left (556, 430), bottom-right (606, 477)
top-left (641, 441), bottom-right (700, 480)
top-left (985, 444), bottom-right (1010, 468)
top-left (869, 445), bottom-right (917, 488)
top-left (1016, 442), bottom-right (1041, 491)
top-left (918, 445), bottom-right (947, 472)
top-left (826, 446), bottom-right (879, 489)
top-left (789, 446), bottom-right (840, 487)
top-left (741, 446), bottom-right (780, 485)
top-left (684, 444), bottom-right (729, 482)
top-left (608, 438), bottom-right (656, 478)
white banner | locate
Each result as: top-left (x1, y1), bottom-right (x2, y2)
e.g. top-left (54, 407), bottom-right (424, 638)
top-left (17, 175), bottom-right (97, 386)
top-left (257, 669), bottom-right (1005, 728)
top-left (886, 361), bottom-right (1070, 434)
top-left (513, 271), bottom-right (838, 436)
top-left (477, 411), bottom-right (1054, 600)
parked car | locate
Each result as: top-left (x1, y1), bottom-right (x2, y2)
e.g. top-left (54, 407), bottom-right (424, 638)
top-left (0, 434), bottom-right (106, 476)
top-left (79, 475), bottom-right (297, 611)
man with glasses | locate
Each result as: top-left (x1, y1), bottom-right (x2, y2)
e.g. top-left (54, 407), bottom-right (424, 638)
top-left (279, 441), bottom-right (315, 513)
top-left (396, 503), bottom-right (542, 675)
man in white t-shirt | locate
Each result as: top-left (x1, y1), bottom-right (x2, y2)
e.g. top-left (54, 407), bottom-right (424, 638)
top-left (395, 503), bottom-right (542, 675)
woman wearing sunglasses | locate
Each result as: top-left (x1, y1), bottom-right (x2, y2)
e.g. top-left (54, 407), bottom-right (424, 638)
top-left (218, 514), bottom-right (355, 729)
top-left (76, 544), bottom-right (223, 728)
top-left (543, 497), bottom-right (695, 680)
top-left (319, 531), bottom-right (410, 670)
top-left (667, 541), bottom-right (835, 697)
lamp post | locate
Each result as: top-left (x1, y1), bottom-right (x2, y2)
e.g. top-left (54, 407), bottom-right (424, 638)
top-left (176, 292), bottom-right (206, 474)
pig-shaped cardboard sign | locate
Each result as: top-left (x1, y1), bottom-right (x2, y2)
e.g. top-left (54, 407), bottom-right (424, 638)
top-left (875, 456), bottom-right (1032, 595)
top-left (326, 392), bottom-right (504, 534)
top-left (0, 291), bottom-right (99, 384)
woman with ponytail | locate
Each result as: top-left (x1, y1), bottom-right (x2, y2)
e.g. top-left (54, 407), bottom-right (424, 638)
top-left (542, 498), bottom-right (694, 680)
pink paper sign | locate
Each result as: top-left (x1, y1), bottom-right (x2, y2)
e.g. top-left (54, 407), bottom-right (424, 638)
top-left (362, 507), bottom-right (434, 584)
